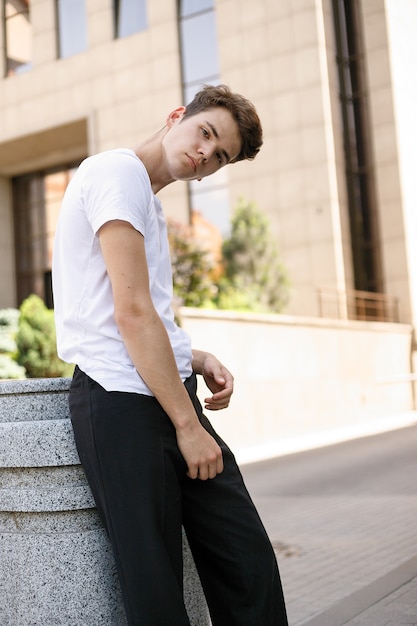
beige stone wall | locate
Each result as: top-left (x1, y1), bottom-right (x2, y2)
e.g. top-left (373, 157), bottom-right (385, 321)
top-left (0, 0), bottom-right (414, 324)
top-left (0, 0), bottom-right (189, 211)
top-left (383, 0), bottom-right (417, 326)
top-left (181, 308), bottom-right (415, 460)
top-left (0, 0), bottom-right (191, 308)
top-left (217, 0), bottom-right (353, 318)
top-left (360, 0), bottom-right (412, 325)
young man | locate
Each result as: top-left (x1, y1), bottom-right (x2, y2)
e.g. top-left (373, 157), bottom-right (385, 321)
top-left (52, 84), bottom-right (288, 625)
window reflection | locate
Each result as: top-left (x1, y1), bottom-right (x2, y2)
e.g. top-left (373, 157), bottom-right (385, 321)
top-left (179, 0), bottom-right (231, 236)
top-left (190, 170), bottom-right (231, 237)
top-left (180, 0), bottom-right (214, 18)
top-left (56, 0), bottom-right (88, 58)
top-left (180, 10), bottom-right (219, 85)
top-left (114, 0), bottom-right (147, 38)
top-left (4, 0), bottom-right (32, 76)
top-left (13, 165), bottom-right (78, 307)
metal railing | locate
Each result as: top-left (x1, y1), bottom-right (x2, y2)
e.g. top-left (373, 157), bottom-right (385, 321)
top-left (317, 288), bottom-right (400, 323)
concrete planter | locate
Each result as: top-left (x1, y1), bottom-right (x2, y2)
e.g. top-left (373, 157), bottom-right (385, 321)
top-left (0, 378), bottom-right (209, 626)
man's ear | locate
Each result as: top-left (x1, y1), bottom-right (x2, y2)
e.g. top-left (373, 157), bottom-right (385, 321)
top-left (166, 106), bottom-right (186, 128)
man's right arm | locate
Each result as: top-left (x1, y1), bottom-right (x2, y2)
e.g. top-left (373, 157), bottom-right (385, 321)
top-left (98, 219), bottom-right (223, 480)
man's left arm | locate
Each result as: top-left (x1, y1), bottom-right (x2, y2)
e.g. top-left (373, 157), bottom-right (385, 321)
top-left (192, 350), bottom-right (234, 411)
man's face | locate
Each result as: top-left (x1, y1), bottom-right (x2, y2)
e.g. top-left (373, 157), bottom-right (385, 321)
top-left (162, 106), bottom-right (242, 182)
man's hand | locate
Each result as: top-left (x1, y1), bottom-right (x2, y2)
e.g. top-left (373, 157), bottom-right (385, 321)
top-left (192, 350), bottom-right (234, 411)
top-left (176, 421), bottom-right (223, 480)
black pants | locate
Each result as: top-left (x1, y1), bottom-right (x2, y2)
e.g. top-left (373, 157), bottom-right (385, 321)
top-left (69, 366), bottom-right (288, 626)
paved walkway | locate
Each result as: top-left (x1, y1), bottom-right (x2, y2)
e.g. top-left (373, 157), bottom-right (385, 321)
top-left (241, 422), bottom-right (417, 626)
top-left (303, 562), bottom-right (417, 626)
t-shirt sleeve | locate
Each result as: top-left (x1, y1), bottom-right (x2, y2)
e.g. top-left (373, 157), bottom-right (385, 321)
top-left (82, 151), bottom-right (151, 236)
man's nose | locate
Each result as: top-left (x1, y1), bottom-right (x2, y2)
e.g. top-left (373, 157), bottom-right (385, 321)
top-left (198, 145), bottom-right (213, 163)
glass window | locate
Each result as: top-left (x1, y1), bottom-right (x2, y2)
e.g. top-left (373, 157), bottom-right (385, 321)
top-left (180, 10), bottom-right (219, 86)
top-left (332, 0), bottom-right (382, 294)
top-left (180, 0), bottom-right (214, 18)
top-left (56, 0), bottom-right (88, 59)
top-left (12, 165), bottom-right (79, 307)
top-left (179, 0), bottom-right (219, 90)
top-left (189, 171), bottom-right (231, 237)
top-left (4, 0), bottom-right (33, 76)
top-left (178, 0), bottom-right (231, 235)
top-left (114, 0), bottom-right (147, 38)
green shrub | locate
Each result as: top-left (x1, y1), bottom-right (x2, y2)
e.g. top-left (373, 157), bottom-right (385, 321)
top-left (0, 308), bottom-right (20, 349)
top-left (168, 219), bottom-right (217, 308)
top-left (168, 200), bottom-right (290, 314)
top-left (0, 354), bottom-right (26, 379)
top-left (218, 199), bottom-right (290, 313)
top-left (0, 307), bottom-right (26, 379)
top-left (15, 294), bottom-right (73, 378)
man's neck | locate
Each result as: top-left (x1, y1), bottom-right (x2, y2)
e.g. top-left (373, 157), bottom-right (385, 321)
top-left (135, 128), bottom-right (174, 194)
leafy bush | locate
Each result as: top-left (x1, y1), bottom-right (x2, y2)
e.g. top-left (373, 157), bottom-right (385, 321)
top-left (15, 294), bottom-right (73, 378)
top-left (0, 354), bottom-right (26, 379)
top-left (0, 308), bottom-right (26, 379)
top-left (0, 308), bottom-right (20, 352)
top-left (217, 199), bottom-right (290, 313)
top-left (168, 219), bottom-right (217, 308)
top-left (168, 200), bottom-right (290, 314)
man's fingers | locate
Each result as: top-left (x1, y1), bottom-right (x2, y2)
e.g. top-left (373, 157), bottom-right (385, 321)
top-left (204, 395), bottom-right (230, 410)
top-left (186, 465), bottom-right (199, 480)
top-left (187, 457), bottom-right (224, 481)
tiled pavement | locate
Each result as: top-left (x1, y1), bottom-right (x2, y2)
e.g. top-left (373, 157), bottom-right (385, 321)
top-left (264, 495), bottom-right (417, 625)
top-left (241, 423), bottom-right (417, 626)
top-left (342, 572), bottom-right (417, 625)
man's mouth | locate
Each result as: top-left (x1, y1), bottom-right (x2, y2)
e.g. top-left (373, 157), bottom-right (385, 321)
top-left (187, 155), bottom-right (197, 173)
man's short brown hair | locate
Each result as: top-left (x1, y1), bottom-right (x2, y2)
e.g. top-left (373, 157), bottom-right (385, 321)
top-left (183, 84), bottom-right (263, 163)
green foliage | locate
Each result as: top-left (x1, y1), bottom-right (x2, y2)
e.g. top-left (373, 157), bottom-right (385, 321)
top-left (217, 199), bottom-right (289, 313)
top-left (0, 308), bottom-right (26, 379)
top-left (168, 219), bottom-right (217, 308)
top-left (0, 354), bottom-right (26, 379)
top-left (168, 200), bottom-right (290, 314)
top-left (15, 294), bottom-right (74, 378)
top-left (0, 308), bottom-right (20, 353)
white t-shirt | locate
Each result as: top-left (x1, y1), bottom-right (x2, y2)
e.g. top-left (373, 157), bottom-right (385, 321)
top-left (52, 149), bottom-right (193, 394)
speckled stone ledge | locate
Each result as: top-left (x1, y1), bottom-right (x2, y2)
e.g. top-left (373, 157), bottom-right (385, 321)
top-left (0, 378), bottom-right (210, 626)
top-left (0, 377), bottom-right (72, 423)
top-left (0, 419), bottom-right (80, 467)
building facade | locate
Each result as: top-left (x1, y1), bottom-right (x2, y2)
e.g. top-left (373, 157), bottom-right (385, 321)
top-left (1, 0), bottom-right (416, 327)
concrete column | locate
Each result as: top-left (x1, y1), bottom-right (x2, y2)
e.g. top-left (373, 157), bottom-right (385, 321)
top-left (0, 378), bottom-right (210, 626)
top-left (0, 176), bottom-right (16, 308)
